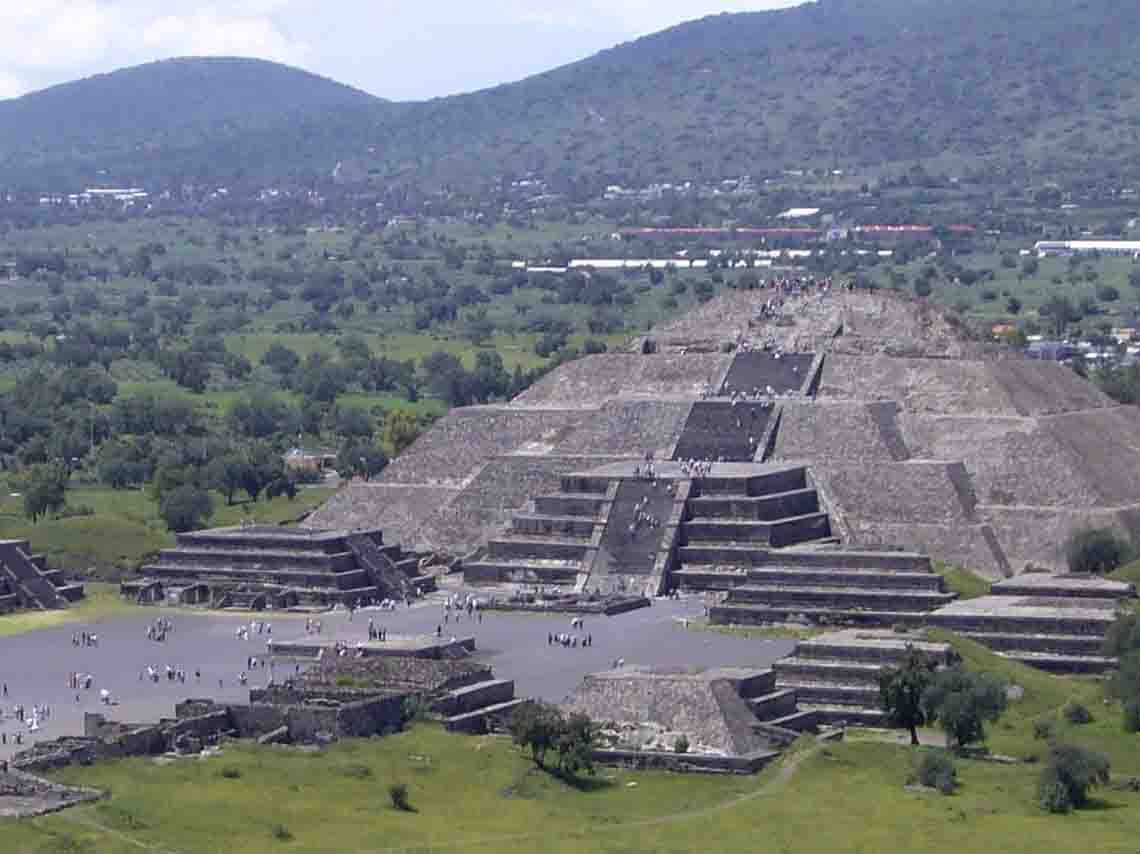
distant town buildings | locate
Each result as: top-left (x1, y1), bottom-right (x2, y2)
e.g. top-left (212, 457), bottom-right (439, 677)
top-left (1034, 240), bottom-right (1140, 258)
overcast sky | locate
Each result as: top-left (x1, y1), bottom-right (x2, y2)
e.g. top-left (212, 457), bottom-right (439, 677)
top-left (0, 1), bottom-right (802, 102)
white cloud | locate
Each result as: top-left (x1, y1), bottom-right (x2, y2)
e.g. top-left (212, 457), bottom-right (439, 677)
top-left (141, 7), bottom-right (310, 64)
top-left (0, 71), bottom-right (27, 100)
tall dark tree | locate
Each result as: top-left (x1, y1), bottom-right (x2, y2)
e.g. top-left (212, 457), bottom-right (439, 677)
top-left (878, 647), bottom-right (937, 745)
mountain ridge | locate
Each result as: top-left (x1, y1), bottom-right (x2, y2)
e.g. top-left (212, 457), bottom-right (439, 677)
top-left (1, 0), bottom-right (1138, 191)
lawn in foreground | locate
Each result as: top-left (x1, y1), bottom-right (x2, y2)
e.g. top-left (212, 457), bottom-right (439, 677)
top-left (7, 721), bottom-right (1140, 854)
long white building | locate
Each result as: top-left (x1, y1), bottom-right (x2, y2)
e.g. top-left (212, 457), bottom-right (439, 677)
top-left (1035, 240), bottom-right (1140, 258)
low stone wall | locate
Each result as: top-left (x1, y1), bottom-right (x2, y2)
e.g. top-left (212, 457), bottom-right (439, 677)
top-left (590, 747), bottom-right (779, 775)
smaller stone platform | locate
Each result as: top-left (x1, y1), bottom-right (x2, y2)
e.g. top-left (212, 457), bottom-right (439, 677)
top-left (136, 525), bottom-right (436, 609)
top-left (267, 634), bottom-right (476, 660)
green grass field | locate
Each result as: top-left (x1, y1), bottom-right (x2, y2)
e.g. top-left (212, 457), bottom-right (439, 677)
top-left (4, 633), bottom-right (1138, 853)
top-left (0, 582), bottom-right (142, 638)
top-left (0, 485), bottom-right (335, 575)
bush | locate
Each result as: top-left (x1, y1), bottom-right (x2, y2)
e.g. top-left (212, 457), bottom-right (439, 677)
top-left (271, 824), bottom-right (293, 841)
top-left (915, 751), bottom-right (957, 794)
top-left (1038, 764), bottom-right (1073, 813)
top-left (922, 667), bottom-right (1008, 751)
top-left (673, 735), bottom-right (690, 754)
top-left (1063, 702), bottom-right (1092, 725)
top-left (1124, 700), bottom-right (1140, 734)
top-left (219, 767), bottom-right (242, 779)
top-left (1033, 719), bottom-right (1055, 741)
top-left (1066, 527), bottom-right (1130, 574)
top-left (389, 783), bottom-right (411, 812)
top-left (1039, 743), bottom-right (1110, 813)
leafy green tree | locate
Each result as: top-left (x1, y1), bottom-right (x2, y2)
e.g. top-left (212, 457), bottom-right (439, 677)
top-left (383, 410), bottom-right (422, 457)
top-left (1038, 744), bottom-right (1110, 813)
top-left (879, 647), bottom-right (937, 745)
top-left (509, 702), bottom-right (562, 770)
top-left (922, 668), bottom-right (1007, 752)
top-left (337, 440), bottom-right (388, 480)
top-left (159, 485), bottom-right (214, 533)
top-left (1066, 527), bottom-right (1130, 574)
top-left (21, 464), bottom-right (68, 522)
top-left (206, 455), bottom-right (249, 505)
top-left (555, 712), bottom-right (598, 779)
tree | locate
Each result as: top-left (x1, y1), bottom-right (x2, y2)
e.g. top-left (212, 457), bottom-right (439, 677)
top-left (206, 455), bottom-right (249, 505)
top-left (879, 647), bottom-right (937, 745)
top-left (383, 410), bottom-right (422, 457)
top-left (1038, 744), bottom-right (1110, 813)
top-left (510, 702), bottom-right (561, 770)
top-left (555, 712), bottom-right (598, 779)
top-left (337, 440), bottom-right (388, 480)
top-left (21, 464), bottom-right (68, 522)
top-left (160, 485), bottom-right (214, 533)
top-left (922, 667), bottom-right (1008, 752)
top-left (1066, 527), bottom-right (1130, 574)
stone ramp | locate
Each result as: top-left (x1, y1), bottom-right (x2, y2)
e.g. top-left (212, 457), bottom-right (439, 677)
top-left (990, 359), bottom-right (1115, 416)
top-left (771, 402), bottom-right (898, 462)
top-left (720, 352), bottom-right (815, 396)
top-left (672, 401), bottom-right (774, 462)
top-left (594, 479), bottom-right (676, 579)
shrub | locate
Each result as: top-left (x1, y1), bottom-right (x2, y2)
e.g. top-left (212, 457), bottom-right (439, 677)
top-left (219, 767), bottom-right (242, 779)
top-left (1063, 702), bottom-right (1092, 725)
top-left (1033, 719), bottom-right (1055, 741)
top-left (271, 824), bottom-right (293, 841)
top-left (1039, 743), bottom-right (1110, 813)
top-left (1066, 527), bottom-right (1130, 574)
top-left (1124, 700), bottom-right (1140, 734)
top-left (916, 751), bottom-right (957, 794)
top-left (673, 735), bottom-right (690, 754)
top-left (1038, 764), bottom-right (1073, 814)
top-left (389, 782), bottom-right (411, 812)
top-left (922, 667), bottom-right (1008, 751)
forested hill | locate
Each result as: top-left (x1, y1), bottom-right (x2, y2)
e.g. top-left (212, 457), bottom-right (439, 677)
top-left (3, 0), bottom-right (1140, 191)
top-left (0, 58), bottom-right (386, 189)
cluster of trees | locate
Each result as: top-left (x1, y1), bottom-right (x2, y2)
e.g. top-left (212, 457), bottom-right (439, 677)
top-left (881, 646), bottom-right (1116, 813)
top-left (879, 649), bottom-right (1008, 751)
top-left (508, 702), bottom-right (598, 781)
top-left (1104, 613), bottom-right (1140, 735)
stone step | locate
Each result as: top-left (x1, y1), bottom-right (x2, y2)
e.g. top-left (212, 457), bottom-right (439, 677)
top-left (687, 488), bottom-right (820, 521)
top-left (486, 537), bottom-right (591, 561)
top-left (156, 547), bottom-right (357, 571)
top-left (795, 636), bottom-right (954, 665)
top-left (464, 561), bottom-right (581, 585)
top-left (533, 494), bottom-right (608, 517)
top-left (732, 669), bottom-right (778, 698)
top-left (744, 568), bottom-right (946, 592)
top-left (996, 651), bottom-right (1118, 675)
top-left (682, 513), bottom-right (832, 547)
top-left (56, 583), bottom-right (86, 602)
top-left (444, 698), bottom-right (527, 733)
top-left (773, 657), bottom-right (885, 686)
top-left (560, 476), bottom-right (611, 495)
top-left (726, 585), bottom-right (956, 612)
top-left (676, 545), bottom-right (932, 573)
top-left (775, 681), bottom-right (881, 707)
top-left (749, 689), bottom-right (798, 721)
top-left (798, 703), bottom-right (886, 728)
top-left (432, 679), bottom-right (516, 717)
top-left (672, 566), bottom-right (750, 590)
top-left (511, 513), bottom-right (599, 538)
top-left (143, 563), bottom-right (370, 590)
top-left (928, 610), bottom-right (1114, 638)
top-left (991, 575), bottom-right (1137, 601)
top-left (766, 709), bottom-right (818, 732)
top-left (710, 603), bottom-right (931, 629)
top-left (960, 631), bottom-right (1105, 657)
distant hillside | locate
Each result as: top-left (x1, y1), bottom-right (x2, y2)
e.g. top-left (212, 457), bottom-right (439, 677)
top-left (0, 57), bottom-right (386, 188)
top-left (3, 0), bottom-right (1140, 191)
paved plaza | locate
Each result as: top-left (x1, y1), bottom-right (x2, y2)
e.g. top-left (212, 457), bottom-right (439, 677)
top-left (0, 591), bottom-right (794, 760)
